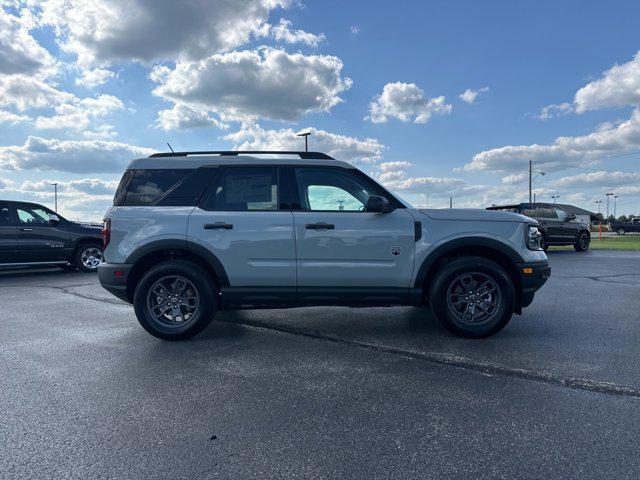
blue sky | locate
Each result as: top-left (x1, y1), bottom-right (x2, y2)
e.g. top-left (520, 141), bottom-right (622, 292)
top-left (1, 0), bottom-right (639, 220)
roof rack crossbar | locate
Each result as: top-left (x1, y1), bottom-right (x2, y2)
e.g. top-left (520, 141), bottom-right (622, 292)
top-left (148, 150), bottom-right (334, 160)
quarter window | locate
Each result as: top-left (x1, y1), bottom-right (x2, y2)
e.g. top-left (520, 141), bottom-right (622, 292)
top-left (0, 206), bottom-right (11, 225)
top-left (123, 169), bottom-right (193, 206)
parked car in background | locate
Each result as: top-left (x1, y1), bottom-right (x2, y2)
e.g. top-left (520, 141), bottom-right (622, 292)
top-left (487, 203), bottom-right (591, 251)
top-left (99, 150), bottom-right (550, 340)
top-left (610, 218), bottom-right (640, 235)
top-left (0, 200), bottom-right (103, 272)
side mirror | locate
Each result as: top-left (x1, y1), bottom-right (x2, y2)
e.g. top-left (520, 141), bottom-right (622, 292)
top-left (49, 214), bottom-right (60, 224)
top-left (568, 214), bottom-right (576, 221)
top-left (365, 195), bottom-right (393, 213)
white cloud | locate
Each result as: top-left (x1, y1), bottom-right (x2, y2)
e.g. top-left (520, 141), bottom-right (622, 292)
top-left (350, 26), bottom-right (359, 35)
top-left (534, 102), bottom-right (573, 120)
top-left (459, 86), bottom-right (489, 104)
top-left (34, 94), bottom-right (124, 131)
top-left (0, 136), bottom-right (153, 173)
top-left (367, 82), bottom-right (451, 124)
top-left (268, 18), bottom-right (324, 47)
top-left (39, 0), bottom-right (294, 65)
top-left (224, 124), bottom-right (385, 164)
top-left (0, 110), bottom-right (30, 124)
top-left (574, 51), bottom-right (640, 113)
top-left (75, 67), bottom-right (116, 88)
top-left (0, 8), bottom-right (57, 76)
top-left (463, 108), bottom-right (640, 174)
top-left (0, 75), bottom-right (74, 111)
top-left (156, 104), bottom-right (227, 131)
top-left (152, 48), bottom-right (352, 122)
top-left (551, 171), bottom-right (640, 189)
top-left (501, 172), bottom-right (528, 185)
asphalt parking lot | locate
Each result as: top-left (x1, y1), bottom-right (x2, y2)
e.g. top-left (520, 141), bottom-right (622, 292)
top-left (2, 250), bottom-right (640, 479)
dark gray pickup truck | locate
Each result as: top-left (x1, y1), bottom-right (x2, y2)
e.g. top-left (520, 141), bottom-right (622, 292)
top-left (610, 218), bottom-right (640, 235)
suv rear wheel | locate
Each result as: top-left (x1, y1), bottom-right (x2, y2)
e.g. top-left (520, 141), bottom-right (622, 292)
top-left (429, 256), bottom-right (516, 338)
top-left (133, 260), bottom-right (218, 340)
top-left (574, 232), bottom-right (590, 252)
top-left (616, 228), bottom-right (626, 236)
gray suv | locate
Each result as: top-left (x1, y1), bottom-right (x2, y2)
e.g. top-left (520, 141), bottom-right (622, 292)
top-left (99, 151), bottom-right (550, 340)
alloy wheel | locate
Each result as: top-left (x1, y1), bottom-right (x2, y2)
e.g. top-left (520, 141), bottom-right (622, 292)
top-left (446, 272), bottom-right (502, 325)
top-left (81, 247), bottom-right (103, 269)
top-left (146, 275), bottom-right (200, 327)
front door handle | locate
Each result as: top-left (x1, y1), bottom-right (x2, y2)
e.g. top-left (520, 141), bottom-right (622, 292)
top-left (204, 222), bottom-right (233, 230)
top-left (19, 227), bottom-right (33, 231)
top-left (305, 222), bottom-right (335, 230)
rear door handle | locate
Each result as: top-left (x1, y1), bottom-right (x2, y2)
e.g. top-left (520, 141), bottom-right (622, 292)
top-left (305, 222), bottom-right (335, 230)
top-left (19, 228), bottom-right (33, 232)
top-left (204, 222), bottom-right (233, 230)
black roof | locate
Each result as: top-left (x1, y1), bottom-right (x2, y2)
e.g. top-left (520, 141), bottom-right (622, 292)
top-left (487, 202), bottom-right (597, 216)
top-left (148, 150), bottom-right (334, 160)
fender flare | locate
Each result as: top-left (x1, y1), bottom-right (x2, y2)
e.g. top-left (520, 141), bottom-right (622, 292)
top-left (413, 236), bottom-right (523, 288)
top-left (124, 239), bottom-right (230, 287)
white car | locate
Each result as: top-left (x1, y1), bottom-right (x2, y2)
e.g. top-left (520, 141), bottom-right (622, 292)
top-left (99, 150), bottom-right (550, 340)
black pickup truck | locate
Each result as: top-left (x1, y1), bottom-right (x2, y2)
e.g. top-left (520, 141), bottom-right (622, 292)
top-left (610, 218), bottom-right (640, 235)
top-left (0, 200), bottom-right (103, 271)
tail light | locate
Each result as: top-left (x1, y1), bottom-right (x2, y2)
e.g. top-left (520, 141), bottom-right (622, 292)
top-left (102, 218), bottom-right (111, 248)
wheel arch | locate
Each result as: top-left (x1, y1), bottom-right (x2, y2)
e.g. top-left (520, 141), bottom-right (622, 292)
top-left (124, 239), bottom-right (229, 302)
top-left (414, 237), bottom-right (524, 309)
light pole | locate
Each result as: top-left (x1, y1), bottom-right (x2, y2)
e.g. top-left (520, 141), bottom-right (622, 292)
top-left (551, 195), bottom-right (560, 204)
top-left (296, 132), bottom-right (311, 152)
top-left (51, 182), bottom-right (58, 212)
top-left (595, 200), bottom-right (602, 215)
top-left (528, 160), bottom-right (545, 202)
top-left (614, 195), bottom-right (618, 219)
top-left (605, 192), bottom-right (614, 222)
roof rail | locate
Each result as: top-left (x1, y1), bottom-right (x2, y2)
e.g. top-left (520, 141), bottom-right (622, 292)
top-left (148, 150), bottom-right (334, 160)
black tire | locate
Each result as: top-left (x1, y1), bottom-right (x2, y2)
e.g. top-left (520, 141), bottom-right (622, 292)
top-left (133, 260), bottom-right (218, 340)
top-left (573, 231), bottom-right (590, 252)
top-left (74, 242), bottom-right (104, 272)
top-left (429, 256), bottom-right (516, 338)
top-left (617, 228), bottom-right (626, 236)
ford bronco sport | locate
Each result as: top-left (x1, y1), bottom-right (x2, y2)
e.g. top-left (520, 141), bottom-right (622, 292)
top-left (98, 151), bottom-right (550, 340)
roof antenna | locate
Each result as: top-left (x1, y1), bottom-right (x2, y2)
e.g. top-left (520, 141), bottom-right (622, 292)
top-left (166, 142), bottom-right (174, 153)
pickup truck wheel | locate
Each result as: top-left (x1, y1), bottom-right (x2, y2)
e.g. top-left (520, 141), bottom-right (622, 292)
top-left (429, 256), bottom-right (516, 338)
top-left (617, 228), bottom-right (626, 236)
top-left (573, 232), bottom-right (590, 251)
top-left (133, 260), bottom-right (217, 340)
top-left (74, 243), bottom-right (103, 272)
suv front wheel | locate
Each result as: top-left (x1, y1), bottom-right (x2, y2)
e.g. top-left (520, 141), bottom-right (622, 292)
top-left (429, 256), bottom-right (516, 338)
top-left (574, 231), bottom-right (590, 252)
top-left (133, 260), bottom-right (218, 340)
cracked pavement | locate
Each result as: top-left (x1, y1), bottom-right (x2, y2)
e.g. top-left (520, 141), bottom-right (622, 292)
top-left (1, 250), bottom-right (640, 479)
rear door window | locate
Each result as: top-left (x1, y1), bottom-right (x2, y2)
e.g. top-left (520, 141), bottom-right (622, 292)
top-left (205, 167), bottom-right (279, 211)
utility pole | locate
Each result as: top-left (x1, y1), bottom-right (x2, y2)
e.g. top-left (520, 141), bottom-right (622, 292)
top-left (551, 195), bottom-right (560, 204)
top-left (296, 132), bottom-right (311, 152)
top-left (51, 182), bottom-right (58, 212)
top-left (605, 192), bottom-right (614, 222)
top-left (528, 161), bottom-right (545, 203)
top-left (533, 193), bottom-right (536, 203)
top-left (529, 160), bottom-right (532, 203)
top-left (614, 195), bottom-right (618, 219)
top-left (449, 196), bottom-right (453, 208)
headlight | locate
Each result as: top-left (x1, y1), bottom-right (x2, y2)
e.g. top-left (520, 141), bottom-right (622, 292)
top-left (526, 225), bottom-right (542, 250)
